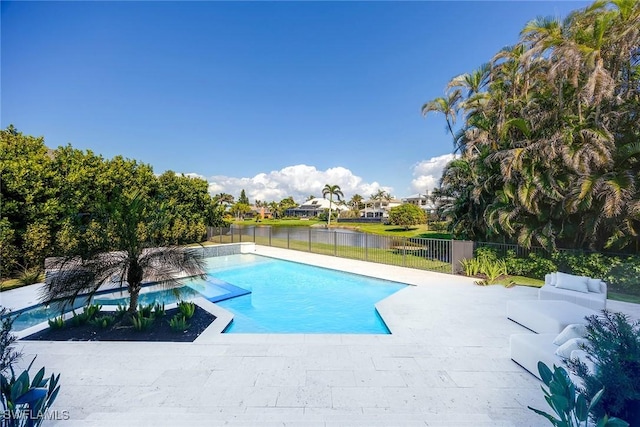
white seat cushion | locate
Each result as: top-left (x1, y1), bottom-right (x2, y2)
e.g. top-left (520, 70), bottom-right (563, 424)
top-left (507, 300), bottom-right (598, 334)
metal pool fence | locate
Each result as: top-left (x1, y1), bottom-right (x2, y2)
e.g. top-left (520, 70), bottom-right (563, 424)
top-left (206, 226), bottom-right (472, 274)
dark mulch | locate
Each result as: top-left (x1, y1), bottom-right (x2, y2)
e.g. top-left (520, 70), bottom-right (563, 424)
top-left (22, 307), bottom-right (216, 342)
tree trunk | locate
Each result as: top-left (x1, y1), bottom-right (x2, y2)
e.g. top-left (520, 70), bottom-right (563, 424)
top-left (128, 284), bottom-right (140, 314)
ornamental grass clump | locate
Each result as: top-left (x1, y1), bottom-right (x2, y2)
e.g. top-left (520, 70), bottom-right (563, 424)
top-left (177, 301), bottom-right (195, 319)
top-left (169, 314), bottom-right (189, 333)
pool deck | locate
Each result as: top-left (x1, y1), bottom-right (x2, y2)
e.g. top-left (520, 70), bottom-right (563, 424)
top-left (2, 245), bottom-right (640, 426)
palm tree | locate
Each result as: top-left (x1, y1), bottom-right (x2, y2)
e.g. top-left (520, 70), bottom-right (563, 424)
top-left (41, 192), bottom-right (207, 316)
top-left (421, 89), bottom-right (462, 142)
top-left (322, 184), bottom-right (344, 227)
top-left (349, 194), bottom-right (364, 216)
top-left (214, 193), bottom-right (234, 207)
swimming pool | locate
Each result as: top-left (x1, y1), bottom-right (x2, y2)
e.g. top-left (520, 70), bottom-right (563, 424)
top-left (8, 254), bottom-right (407, 334)
top-left (208, 254), bottom-right (406, 333)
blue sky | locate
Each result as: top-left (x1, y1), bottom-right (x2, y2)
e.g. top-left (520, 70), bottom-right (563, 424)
top-left (2, 1), bottom-right (590, 203)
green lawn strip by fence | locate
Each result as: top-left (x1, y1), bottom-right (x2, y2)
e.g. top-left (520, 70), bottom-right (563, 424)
top-left (607, 291), bottom-right (640, 304)
top-left (253, 236), bottom-right (450, 272)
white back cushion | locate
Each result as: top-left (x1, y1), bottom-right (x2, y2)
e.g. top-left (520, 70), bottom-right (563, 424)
top-left (587, 278), bottom-right (602, 293)
top-left (553, 323), bottom-right (588, 345)
top-left (555, 272), bottom-right (589, 293)
top-left (555, 337), bottom-right (590, 358)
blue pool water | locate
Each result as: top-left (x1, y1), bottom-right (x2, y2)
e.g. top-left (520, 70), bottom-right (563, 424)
top-left (7, 254), bottom-right (406, 334)
top-left (208, 255), bottom-right (406, 334)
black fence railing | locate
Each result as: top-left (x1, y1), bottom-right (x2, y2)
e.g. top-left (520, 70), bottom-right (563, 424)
top-left (207, 226), bottom-right (454, 274)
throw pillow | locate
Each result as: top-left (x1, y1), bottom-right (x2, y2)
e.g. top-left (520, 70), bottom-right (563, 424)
top-left (553, 323), bottom-right (588, 346)
top-left (555, 272), bottom-right (589, 293)
top-left (555, 337), bottom-right (590, 358)
top-left (587, 278), bottom-right (602, 293)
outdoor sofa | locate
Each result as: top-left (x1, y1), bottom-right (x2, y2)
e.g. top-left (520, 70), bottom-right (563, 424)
top-left (510, 326), bottom-right (594, 381)
top-left (539, 272), bottom-right (607, 310)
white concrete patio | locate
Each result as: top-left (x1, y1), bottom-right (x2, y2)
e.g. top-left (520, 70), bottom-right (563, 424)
top-left (4, 246), bottom-right (640, 426)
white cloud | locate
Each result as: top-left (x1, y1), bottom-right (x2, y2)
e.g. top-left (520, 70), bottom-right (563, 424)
top-left (410, 154), bottom-right (457, 194)
top-left (194, 164), bottom-right (393, 204)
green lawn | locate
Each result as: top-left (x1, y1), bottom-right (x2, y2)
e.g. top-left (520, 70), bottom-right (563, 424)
top-left (232, 219), bottom-right (451, 239)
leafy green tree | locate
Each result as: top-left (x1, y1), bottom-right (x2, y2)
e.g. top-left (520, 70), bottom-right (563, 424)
top-left (389, 204), bottom-right (426, 230)
top-left (238, 189), bottom-right (250, 205)
top-left (278, 197), bottom-right (298, 218)
top-left (41, 191), bottom-right (207, 315)
top-left (322, 184), bottom-right (344, 226)
top-left (230, 202), bottom-right (251, 221)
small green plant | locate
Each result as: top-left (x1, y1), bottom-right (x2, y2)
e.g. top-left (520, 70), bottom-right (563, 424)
top-left (89, 315), bottom-right (114, 329)
top-left (70, 310), bottom-right (88, 327)
top-left (115, 303), bottom-right (127, 318)
top-left (529, 362), bottom-right (628, 427)
top-left (138, 303), bottom-right (155, 318)
top-left (70, 303), bottom-right (102, 326)
top-left (84, 303), bottom-right (102, 320)
top-left (483, 259), bottom-right (507, 284)
top-left (131, 313), bottom-right (154, 332)
top-left (169, 314), bottom-right (190, 332)
top-left (177, 301), bottom-right (196, 319)
top-left (17, 267), bottom-right (43, 286)
top-left (47, 316), bottom-right (65, 329)
top-left (153, 302), bottom-right (166, 318)
top-left (461, 258), bottom-right (482, 277)
top-left (1, 308), bottom-right (61, 427)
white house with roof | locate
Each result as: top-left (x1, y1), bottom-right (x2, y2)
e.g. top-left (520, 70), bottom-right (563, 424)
top-left (401, 193), bottom-right (437, 215)
top-left (285, 198), bottom-right (349, 218)
top-left (360, 197), bottom-right (402, 218)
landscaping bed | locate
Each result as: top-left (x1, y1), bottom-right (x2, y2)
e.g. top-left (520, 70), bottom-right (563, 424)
top-left (22, 306), bottom-right (215, 342)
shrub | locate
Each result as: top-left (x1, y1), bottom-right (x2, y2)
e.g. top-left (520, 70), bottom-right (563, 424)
top-left (169, 314), bottom-right (189, 332)
top-left (177, 301), bottom-right (196, 319)
top-left (388, 204), bottom-right (426, 230)
top-left (483, 259), bottom-right (507, 284)
top-left (461, 258), bottom-right (481, 276)
top-left (17, 267), bottom-right (43, 286)
top-left (565, 311), bottom-right (640, 424)
top-left (153, 302), bottom-right (166, 318)
top-left (89, 315), bottom-right (114, 329)
top-left (70, 303), bottom-right (102, 326)
top-left (47, 316), bottom-right (65, 329)
top-left (138, 303), bottom-right (155, 318)
top-left (529, 362), bottom-right (628, 427)
top-left (131, 313), bottom-right (154, 332)
top-left (606, 257), bottom-right (640, 296)
top-left (0, 309), bottom-right (21, 374)
top-left (115, 303), bottom-right (127, 318)
top-left (0, 308), bottom-right (61, 427)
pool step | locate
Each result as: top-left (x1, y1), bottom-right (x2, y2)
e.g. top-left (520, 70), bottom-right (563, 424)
top-left (205, 277), bottom-right (251, 303)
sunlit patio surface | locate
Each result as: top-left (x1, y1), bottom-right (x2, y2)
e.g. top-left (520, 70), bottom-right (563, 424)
top-left (6, 246), bottom-right (640, 426)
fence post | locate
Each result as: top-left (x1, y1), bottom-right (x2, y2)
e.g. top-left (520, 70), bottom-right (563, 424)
top-left (451, 240), bottom-right (474, 274)
top-left (269, 226), bottom-right (272, 246)
top-left (253, 226), bottom-right (256, 242)
top-left (309, 228), bottom-right (312, 252)
top-left (403, 236), bottom-right (407, 267)
top-left (287, 227), bottom-right (290, 249)
top-left (334, 231), bottom-right (337, 256)
top-left (365, 233), bottom-right (368, 261)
